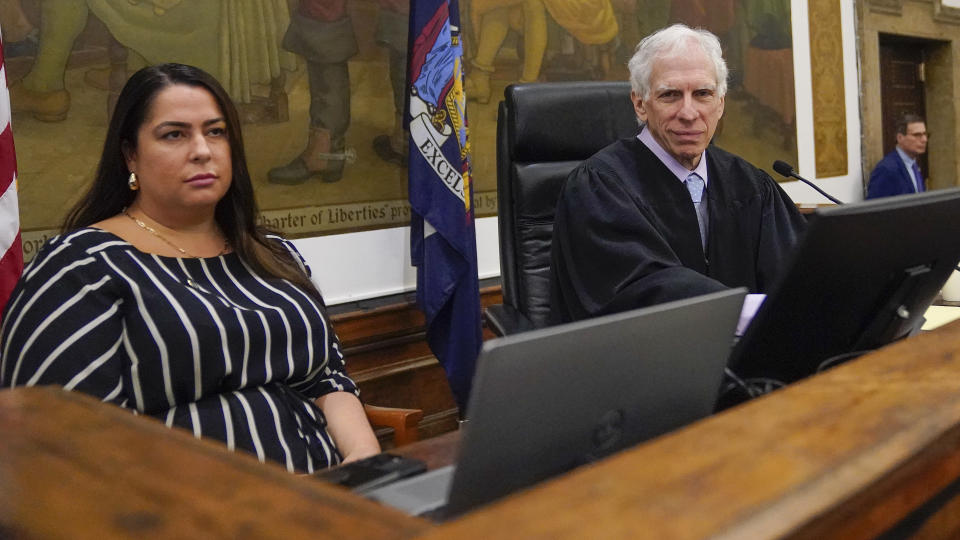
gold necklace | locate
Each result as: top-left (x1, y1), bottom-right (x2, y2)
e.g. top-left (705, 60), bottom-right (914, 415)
top-left (122, 208), bottom-right (229, 258)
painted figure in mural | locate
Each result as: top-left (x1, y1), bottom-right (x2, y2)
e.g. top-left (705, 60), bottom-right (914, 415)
top-left (268, 0), bottom-right (357, 184)
top-left (866, 114), bottom-right (928, 199)
top-left (1, 63), bottom-right (381, 472)
top-left (549, 24), bottom-right (806, 323)
top-left (744, 0), bottom-right (791, 50)
top-left (10, 0), bottom-right (293, 122)
top-left (371, 0), bottom-right (409, 167)
top-left (0, 0), bottom-right (37, 57)
top-left (668, 0), bottom-right (736, 79)
top-left (668, 0), bottom-right (735, 39)
top-left (741, 0), bottom-right (794, 144)
top-left (663, 0), bottom-right (790, 100)
top-left (464, 0), bottom-right (619, 104)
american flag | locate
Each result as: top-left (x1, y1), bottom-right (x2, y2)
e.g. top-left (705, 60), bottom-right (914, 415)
top-left (0, 30), bottom-right (23, 319)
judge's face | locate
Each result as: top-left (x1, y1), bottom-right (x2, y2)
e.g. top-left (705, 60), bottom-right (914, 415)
top-left (631, 46), bottom-right (724, 170)
top-left (124, 84), bottom-right (233, 218)
top-left (896, 121), bottom-right (927, 159)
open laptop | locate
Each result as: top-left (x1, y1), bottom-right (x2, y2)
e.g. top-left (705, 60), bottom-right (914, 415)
top-left (365, 288), bottom-right (746, 520)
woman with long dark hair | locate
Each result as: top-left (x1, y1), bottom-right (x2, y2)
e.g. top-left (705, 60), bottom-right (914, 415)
top-left (0, 63), bottom-right (380, 472)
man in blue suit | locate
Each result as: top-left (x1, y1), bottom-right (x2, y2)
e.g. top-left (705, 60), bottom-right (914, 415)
top-left (866, 114), bottom-right (928, 199)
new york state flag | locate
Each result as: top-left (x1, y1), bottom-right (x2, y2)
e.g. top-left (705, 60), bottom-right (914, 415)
top-left (407, 0), bottom-right (482, 413)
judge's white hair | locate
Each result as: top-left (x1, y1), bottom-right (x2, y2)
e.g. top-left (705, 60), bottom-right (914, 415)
top-left (628, 24), bottom-right (728, 100)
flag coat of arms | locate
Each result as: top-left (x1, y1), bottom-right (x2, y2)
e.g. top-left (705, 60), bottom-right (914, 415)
top-left (0, 30), bottom-right (22, 319)
top-left (407, 0), bottom-right (482, 412)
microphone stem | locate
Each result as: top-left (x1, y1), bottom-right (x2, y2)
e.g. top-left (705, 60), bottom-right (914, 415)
top-left (793, 174), bottom-right (843, 205)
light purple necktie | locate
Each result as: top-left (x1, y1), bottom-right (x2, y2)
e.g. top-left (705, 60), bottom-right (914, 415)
top-left (685, 173), bottom-right (707, 251)
top-left (911, 162), bottom-right (925, 192)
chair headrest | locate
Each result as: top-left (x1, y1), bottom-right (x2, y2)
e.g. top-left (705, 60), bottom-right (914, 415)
top-left (505, 82), bottom-right (637, 163)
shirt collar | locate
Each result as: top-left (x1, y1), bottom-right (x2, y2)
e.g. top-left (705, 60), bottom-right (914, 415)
top-left (895, 146), bottom-right (917, 168)
top-left (638, 126), bottom-right (709, 186)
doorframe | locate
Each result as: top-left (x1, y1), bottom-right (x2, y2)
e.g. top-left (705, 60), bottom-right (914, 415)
top-left (858, 3), bottom-right (958, 192)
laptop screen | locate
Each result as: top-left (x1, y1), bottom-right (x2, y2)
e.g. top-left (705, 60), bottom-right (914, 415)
top-left (445, 288), bottom-right (746, 517)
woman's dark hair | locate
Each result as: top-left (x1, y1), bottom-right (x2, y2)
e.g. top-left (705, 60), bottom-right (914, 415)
top-left (63, 63), bottom-right (321, 298)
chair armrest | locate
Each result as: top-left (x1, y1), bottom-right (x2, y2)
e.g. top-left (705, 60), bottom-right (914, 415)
top-left (484, 304), bottom-right (536, 337)
top-left (363, 404), bottom-right (424, 447)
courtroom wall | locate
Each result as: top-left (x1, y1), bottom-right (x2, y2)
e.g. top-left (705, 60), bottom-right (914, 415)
top-left (1, 0), bottom-right (866, 301)
top-left (858, 0), bottom-right (960, 192)
top-left (10, 0), bottom-right (805, 261)
top-left (308, 0), bottom-right (865, 302)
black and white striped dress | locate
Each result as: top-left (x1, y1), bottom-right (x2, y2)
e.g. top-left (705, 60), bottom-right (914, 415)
top-left (0, 228), bottom-right (357, 473)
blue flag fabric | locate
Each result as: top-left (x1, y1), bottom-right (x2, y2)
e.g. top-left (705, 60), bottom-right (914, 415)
top-left (407, 0), bottom-right (482, 412)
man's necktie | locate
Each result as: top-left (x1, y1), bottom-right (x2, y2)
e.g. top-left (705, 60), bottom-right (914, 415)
top-left (912, 162), bottom-right (925, 193)
top-left (685, 173), bottom-right (708, 252)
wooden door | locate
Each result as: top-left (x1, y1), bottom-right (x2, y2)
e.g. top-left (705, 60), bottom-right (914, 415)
top-left (879, 37), bottom-right (927, 174)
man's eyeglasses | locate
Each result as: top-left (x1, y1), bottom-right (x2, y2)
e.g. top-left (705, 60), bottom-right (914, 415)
top-left (906, 131), bottom-right (930, 139)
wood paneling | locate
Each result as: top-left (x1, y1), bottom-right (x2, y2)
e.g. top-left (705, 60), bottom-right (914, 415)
top-left (331, 285), bottom-right (503, 441)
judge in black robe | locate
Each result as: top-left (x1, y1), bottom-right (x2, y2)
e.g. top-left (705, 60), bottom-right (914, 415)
top-left (549, 135), bottom-right (807, 323)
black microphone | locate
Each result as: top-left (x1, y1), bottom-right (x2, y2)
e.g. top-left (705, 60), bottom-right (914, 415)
top-left (772, 160), bottom-right (843, 205)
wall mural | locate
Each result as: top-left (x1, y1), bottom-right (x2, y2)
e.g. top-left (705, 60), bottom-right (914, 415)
top-left (4, 0), bottom-right (795, 261)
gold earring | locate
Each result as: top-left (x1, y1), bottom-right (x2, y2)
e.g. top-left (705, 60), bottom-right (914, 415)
top-left (128, 172), bottom-right (139, 191)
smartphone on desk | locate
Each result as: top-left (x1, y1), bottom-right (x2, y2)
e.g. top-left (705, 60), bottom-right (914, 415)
top-left (314, 453), bottom-right (427, 494)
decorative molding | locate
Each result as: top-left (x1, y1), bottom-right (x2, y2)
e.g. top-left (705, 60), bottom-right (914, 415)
top-left (809, 0), bottom-right (849, 178)
top-left (868, 0), bottom-right (904, 15)
top-left (935, 0), bottom-right (960, 24)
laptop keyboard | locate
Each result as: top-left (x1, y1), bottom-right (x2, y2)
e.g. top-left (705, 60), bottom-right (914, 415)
top-left (363, 465), bottom-right (456, 517)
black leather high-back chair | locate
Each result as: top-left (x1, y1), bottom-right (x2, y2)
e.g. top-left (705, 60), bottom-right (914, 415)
top-left (485, 82), bottom-right (638, 336)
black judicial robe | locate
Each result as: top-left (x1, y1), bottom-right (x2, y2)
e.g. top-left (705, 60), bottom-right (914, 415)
top-left (549, 137), bottom-right (806, 323)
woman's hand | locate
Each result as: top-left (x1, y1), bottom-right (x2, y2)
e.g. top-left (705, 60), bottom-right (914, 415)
top-left (315, 391), bottom-right (381, 464)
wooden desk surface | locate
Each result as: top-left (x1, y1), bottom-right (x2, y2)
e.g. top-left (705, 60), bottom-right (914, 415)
top-left (0, 386), bottom-right (432, 539)
top-left (420, 319), bottom-right (960, 539)
top-left (9, 319), bottom-right (960, 538)
top-left (393, 430), bottom-right (460, 471)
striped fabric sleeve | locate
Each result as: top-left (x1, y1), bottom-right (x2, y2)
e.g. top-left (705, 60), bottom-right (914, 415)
top-left (271, 235), bottom-right (312, 278)
top-left (269, 236), bottom-right (359, 400)
top-left (0, 234), bottom-right (127, 405)
top-left (296, 336), bottom-right (358, 400)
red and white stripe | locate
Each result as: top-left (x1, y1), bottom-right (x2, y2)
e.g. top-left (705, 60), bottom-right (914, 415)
top-left (0, 30), bottom-right (23, 318)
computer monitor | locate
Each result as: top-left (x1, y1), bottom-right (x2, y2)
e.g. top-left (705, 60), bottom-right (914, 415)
top-left (728, 188), bottom-right (960, 385)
